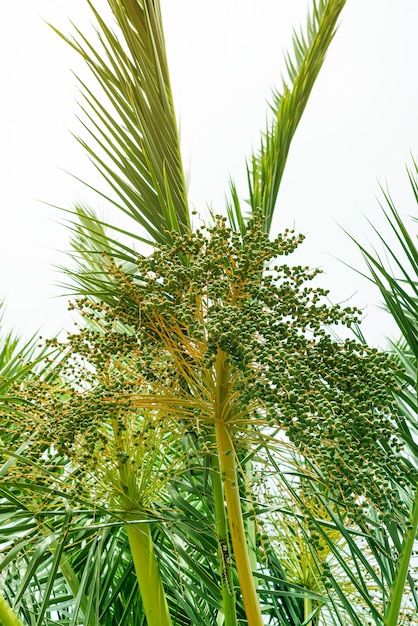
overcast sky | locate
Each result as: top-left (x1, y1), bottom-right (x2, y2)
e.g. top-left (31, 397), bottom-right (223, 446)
top-left (0, 0), bottom-right (417, 346)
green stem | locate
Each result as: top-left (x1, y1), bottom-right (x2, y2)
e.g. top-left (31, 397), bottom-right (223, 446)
top-left (213, 349), bottom-right (263, 625)
top-left (384, 487), bottom-right (418, 626)
top-left (211, 452), bottom-right (238, 626)
top-left (304, 596), bottom-right (313, 626)
top-left (215, 420), bottom-right (264, 626)
top-left (126, 521), bottom-right (172, 626)
top-left (112, 416), bottom-right (172, 626)
top-left (0, 593), bottom-right (24, 626)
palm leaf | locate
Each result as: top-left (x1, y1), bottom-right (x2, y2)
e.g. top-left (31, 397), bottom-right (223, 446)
top-left (350, 160), bottom-right (418, 625)
top-left (0, 306), bottom-right (50, 391)
top-left (51, 0), bottom-right (190, 246)
top-left (228, 0), bottom-right (347, 235)
top-left (56, 204), bottom-right (142, 302)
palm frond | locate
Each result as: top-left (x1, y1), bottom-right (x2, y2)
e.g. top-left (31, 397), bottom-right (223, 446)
top-left (51, 0), bottom-right (190, 246)
top-left (56, 204), bottom-right (143, 302)
top-left (0, 307), bottom-right (45, 389)
top-left (349, 159), bottom-right (418, 626)
top-left (228, 0), bottom-right (346, 235)
top-left (261, 450), bottom-right (418, 625)
top-left (353, 160), bottom-right (418, 433)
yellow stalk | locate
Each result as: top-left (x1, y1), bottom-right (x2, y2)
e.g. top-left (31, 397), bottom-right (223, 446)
top-left (214, 349), bottom-right (263, 626)
top-left (215, 421), bottom-right (264, 626)
top-left (304, 596), bottom-right (313, 626)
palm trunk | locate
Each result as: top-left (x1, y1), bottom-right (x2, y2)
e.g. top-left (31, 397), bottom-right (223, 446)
top-left (213, 349), bottom-right (263, 626)
top-left (211, 452), bottom-right (239, 626)
top-left (112, 417), bottom-right (172, 626)
top-left (126, 521), bottom-right (172, 626)
top-left (215, 420), bottom-right (264, 626)
top-left (304, 596), bottom-right (313, 626)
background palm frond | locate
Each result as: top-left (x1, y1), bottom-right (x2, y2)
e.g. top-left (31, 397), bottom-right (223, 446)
top-left (349, 159), bottom-right (418, 626)
top-left (52, 0), bottom-right (190, 247)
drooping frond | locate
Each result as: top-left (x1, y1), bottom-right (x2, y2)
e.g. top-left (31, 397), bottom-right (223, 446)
top-left (52, 0), bottom-right (190, 246)
top-left (228, 0), bottom-right (347, 235)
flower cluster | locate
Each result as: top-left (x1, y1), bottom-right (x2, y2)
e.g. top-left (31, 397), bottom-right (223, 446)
top-left (4, 211), bottom-right (413, 514)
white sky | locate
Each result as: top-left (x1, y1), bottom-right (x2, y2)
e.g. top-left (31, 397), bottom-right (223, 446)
top-left (0, 0), bottom-right (417, 346)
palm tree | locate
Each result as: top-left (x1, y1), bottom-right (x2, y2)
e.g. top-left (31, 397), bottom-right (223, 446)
top-left (1, 1), bottom-right (416, 625)
top-left (53, 2), bottom-right (352, 623)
